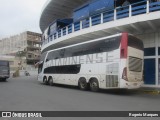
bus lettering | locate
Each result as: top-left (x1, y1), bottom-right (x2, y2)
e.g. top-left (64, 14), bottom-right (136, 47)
top-left (86, 54), bottom-right (93, 64)
top-left (96, 53), bottom-right (103, 63)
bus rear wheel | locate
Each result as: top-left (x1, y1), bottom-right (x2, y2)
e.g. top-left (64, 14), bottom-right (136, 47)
top-left (78, 78), bottom-right (88, 90)
top-left (48, 77), bottom-right (54, 86)
top-left (90, 79), bottom-right (99, 92)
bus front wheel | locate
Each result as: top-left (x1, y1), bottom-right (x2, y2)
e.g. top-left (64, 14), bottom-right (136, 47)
top-left (78, 78), bottom-right (88, 91)
top-left (43, 77), bottom-right (48, 85)
top-left (48, 77), bottom-right (54, 86)
top-left (90, 79), bottom-right (99, 92)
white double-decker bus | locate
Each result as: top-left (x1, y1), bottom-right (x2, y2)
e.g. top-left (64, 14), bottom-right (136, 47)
top-left (38, 33), bottom-right (144, 91)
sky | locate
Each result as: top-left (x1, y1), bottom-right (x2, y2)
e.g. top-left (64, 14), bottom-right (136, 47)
top-left (0, 0), bottom-right (47, 39)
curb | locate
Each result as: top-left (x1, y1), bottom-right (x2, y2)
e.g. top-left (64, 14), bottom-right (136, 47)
top-left (140, 90), bottom-right (160, 95)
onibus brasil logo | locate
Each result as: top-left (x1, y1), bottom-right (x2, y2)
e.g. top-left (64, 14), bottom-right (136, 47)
top-left (2, 112), bottom-right (42, 118)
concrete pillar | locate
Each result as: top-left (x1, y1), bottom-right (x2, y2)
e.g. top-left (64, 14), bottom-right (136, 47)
top-left (156, 32), bottom-right (160, 86)
top-left (114, 9), bottom-right (117, 21)
top-left (101, 13), bottom-right (103, 24)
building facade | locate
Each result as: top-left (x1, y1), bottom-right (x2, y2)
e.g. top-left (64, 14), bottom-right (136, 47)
top-left (39, 0), bottom-right (160, 87)
top-left (0, 31), bottom-right (41, 70)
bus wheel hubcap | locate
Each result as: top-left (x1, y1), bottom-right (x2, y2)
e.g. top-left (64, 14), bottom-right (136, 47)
top-left (50, 80), bottom-right (52, 84)
top-left (81, 82), bottom-right (85, 88)
top-left (92, 82), bottom-right (97, 88)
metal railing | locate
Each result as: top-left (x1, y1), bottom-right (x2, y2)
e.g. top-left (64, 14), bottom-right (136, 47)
top-left (42, 0), bottom-right (160, 47)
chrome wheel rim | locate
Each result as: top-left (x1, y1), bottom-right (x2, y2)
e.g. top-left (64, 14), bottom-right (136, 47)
top-left (80, 82), bottom-right (86, 88)
top-left (91, 82), bottom-right (98, 89)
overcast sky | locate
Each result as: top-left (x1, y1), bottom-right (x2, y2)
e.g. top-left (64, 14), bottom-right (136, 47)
top-left (0, 0), bottom-right (47, 39)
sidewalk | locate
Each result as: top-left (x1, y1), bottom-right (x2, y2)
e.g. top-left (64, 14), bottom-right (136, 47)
top-left (138, 87), bottom-right (160, 95)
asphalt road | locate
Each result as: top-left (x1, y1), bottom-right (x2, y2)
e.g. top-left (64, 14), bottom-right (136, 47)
top-left (0, 76), bottom-right (160, 120)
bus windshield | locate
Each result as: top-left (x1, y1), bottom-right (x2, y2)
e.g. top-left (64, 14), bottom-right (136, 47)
top-left (38, 52), bottom-right (47, 73)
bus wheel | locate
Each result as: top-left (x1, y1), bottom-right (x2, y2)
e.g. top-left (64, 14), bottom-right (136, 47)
top-left (78, 78), bottom-right (88, 90)
top-left (43, 77), bottom-right (48, 85)
top-left (48, 77), bottom-right (54, 86)
top-left (90, 79), bottom-right (99, 92)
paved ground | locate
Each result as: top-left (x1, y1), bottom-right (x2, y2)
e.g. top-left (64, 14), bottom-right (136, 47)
top-left (0, 76), bottom-right (160, 120)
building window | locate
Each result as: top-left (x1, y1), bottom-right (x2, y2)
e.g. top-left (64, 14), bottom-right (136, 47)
top-left (144, 59), bottom-right (156, 85)
top-left (158, 47), bottom-right (160, 55)
top-left (144, 47), bottom-right (155, 56)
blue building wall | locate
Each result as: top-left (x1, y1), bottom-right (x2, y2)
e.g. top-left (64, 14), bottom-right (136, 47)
top-left (73, 0), bottom-right (114, 22)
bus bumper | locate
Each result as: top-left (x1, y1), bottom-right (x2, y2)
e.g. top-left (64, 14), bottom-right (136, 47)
top-left (120, 80), bottom-right (143, 89)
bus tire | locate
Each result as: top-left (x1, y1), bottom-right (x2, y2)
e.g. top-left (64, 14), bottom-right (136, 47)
top-left (1, 78), bottom-right (7, 82)
top-left (48, 77), bottom-right (54, 86)
top-left (78, 78), bottom-right (88, 91)
top-left (90, 78), bottom-right (99, 92)
top-left (3, 78), bottom-right (7, 82)
top-left (43, 77), bottom-right (48, 85)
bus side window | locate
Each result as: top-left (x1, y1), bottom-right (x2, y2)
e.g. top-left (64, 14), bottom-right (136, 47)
top-left (52, 51), bottom-right (59, 60)
top-left (65, 47), bottom-right (75, 57)
top-left (101, 37), bottom-right (121, 52)
top-left (60, 49), bottom-right (65, 57)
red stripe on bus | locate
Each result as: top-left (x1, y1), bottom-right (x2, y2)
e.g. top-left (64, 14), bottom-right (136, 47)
top-left (120, 33), bottom-right (128, 59)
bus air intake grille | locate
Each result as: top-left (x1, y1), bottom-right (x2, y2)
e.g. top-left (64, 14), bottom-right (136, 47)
top-left (106, 75), bottom-right (118, 87)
